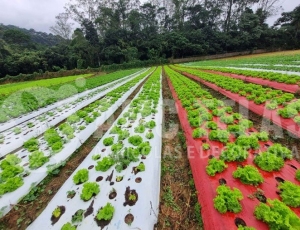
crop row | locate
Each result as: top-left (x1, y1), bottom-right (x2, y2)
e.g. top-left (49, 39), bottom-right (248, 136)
top-left (28, 67), bottom-right (162, 229)
top-left (164, 66), bottom-right (300, 230)
top-left (0, 68), bottom-right (140, 123)
top-left (0, 68), bottom-right (154, 218)
top-left (186, 66), bottom-right (300, 84)
top-left (173, 66), bottom-right (300, 134)
top-left (0, 69), bottom-right (147, 156)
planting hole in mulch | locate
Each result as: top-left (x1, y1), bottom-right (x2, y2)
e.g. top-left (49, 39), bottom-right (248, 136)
top-left (109, 190), bottom-right (117, 199)
top-left (132, 162), bottom-right (145, 175)
top-left (141, 156), bottom-right (146, 160)
top-left (88, 165), bottom-right (94, 170)
top-left (275, 177), bottom-right (285, 183)
top-left (21, 155), bottom-right (27, 158)
top-left (135, 177), bottom-right (142, 183)
top-left (50, 206), bottom-right (65, 225)
top-left (256, 194), bottom-right (267, 203)
top-left (123, 186), bottom-right (138, 206)
top-left (23, 173), bottom-right (29, 178)
top-left (106, 170), bottom-right (114, 182)
top-left (96, 176), bottom-right (103, 182)
top-left (23, 163), bottom-right (29, 167)
top-left (208, 155), bottom-right (214, 159)
top-left (67, 191), bottom-right (76, 199)
top-left (234, 218), bottom-right (246, 227)
top-left (110, 182), bottom-right (114, 186)
top-left (288, 164), bottom-right (298, 170)
top-left (84, 200), bottom-right (94, 218)
top-left (101, 148), bottom-right (106, 152)
top-left (219, 178), bottom-right (227, 185)
top-left (124, 214), bottom-right (134, 225)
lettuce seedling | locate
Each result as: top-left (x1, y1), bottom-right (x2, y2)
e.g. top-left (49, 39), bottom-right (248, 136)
top-left (206, 158), bottom-right (227, 176)
top-left (80, 182), bottom-right (100, 201)
top-left (96, 203), bottom-right (115, 221)
top-left (73, 169), bottom-right (89, 185)
top-left (233, 165), bottom-right (264, 186)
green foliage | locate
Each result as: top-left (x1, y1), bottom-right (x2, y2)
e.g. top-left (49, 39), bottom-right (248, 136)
top-left (96, 203), bottom-right (115, 221)
top-left (237, 226), bottom-right (256, 230)
top-left (118, 130), bottom-right (130, 141)
top-left (266, 101), bottom-right (278, 110)
top-left (92, 154), bottom-right (101, 161)
top-left (220, 144), bottom-right (248, 162)
top-left (23, 138), bottom-right (39, 152)
top-left (117, 118), bottom-right (127, 125)
top-left (128, 135), bottom-right (143, 146)
top-left (213, 185), bottom-right (243, 214)
top-left (294, 116), bottom-right (300, 125)
top-left (61, 222), bottom-right (76, 230)
top-left (29, 151), bottom-right (49, 169)
top-left (52, 207), bottom-right (61, 218)
top-left (220, 115), bottom-right (234, 124)
top-left (129, 193), bottom-right (137, 201)
top-left (296, 170), bottom-right (300, 181)
top-left (110, 126), bottom-right (121, 134)
top-left (146, 131), bottom-right (154, 139)
top-left (254, 199), bottom-right (300, 230)
top-left (206, 121), bottom-right (218, 130)
top-left (73, 169), bottom-right (89, 185)
top-left (67, 114), bottom-right (80, 124)
top-left (254, 152), bottom-right (284, 172)
top-left (278, 107), bottom-right (298, 118)
top-left (192, 128), bottom-right (207, 138)
top-left (95, 157), bottom-right (115, 172)
top-left (202, 143), bottom-right (210, 150)
top-left (0, 155), bottom-right (21, 169)
top-left (111, 142), bottom-right (123, 153)
top-left (206, 158), bottom-right (227, 176)
top-left (233, 165), bottom-right (264, 186)
top-left (209, 130), bottom-right (230, 143)
top-left (145, 120), bottom-right (156, 129)
top-left (235, 135), bottom-right (259, 150)
top-left (256, 131), bottom-right (269, 141)
top-left (134, 124), bottom-right (145, 133)
top-left (137, 142), bottom-right (151, 155)
top-left (103, 137), bottom-right (114, 146)
top-left (72, 209), bottom-right (84, 223)
top-left (278, 181), bottom-right (300, 207)
top-left (0, 177), bottom-right (24, 195)
top-left (0, 165), bottom-right (24, 182)
top-left (267, 143), bottom-right (292, 160)
top-left (137, 162), bottom-right (145, 172)
top-left (80, 182), bottom-right (100, 201)
top-left (227, 125), bottom-right (246, 137)
top-left (13, 127), bottom-right (22, 134)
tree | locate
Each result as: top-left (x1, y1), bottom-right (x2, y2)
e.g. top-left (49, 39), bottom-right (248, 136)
top-left (50, 13), bottom-right (74, 40)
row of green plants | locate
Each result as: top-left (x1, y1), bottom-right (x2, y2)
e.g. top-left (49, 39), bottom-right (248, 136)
top-left (0, 69), bottom-right (152, 198)
top-left (174, 66), bottom-right (300, 123)
top-left (165, 66), bottom-right (300, 229)
top-left (0, 68), bottom-right (141, 123)
top-left (47, 67), bottom-right (162, 228)
top-left (196, 65), bottom-right (300, 79)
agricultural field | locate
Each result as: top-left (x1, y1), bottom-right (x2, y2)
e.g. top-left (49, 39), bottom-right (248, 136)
top-left (1, 51), bottom-right (300, 230)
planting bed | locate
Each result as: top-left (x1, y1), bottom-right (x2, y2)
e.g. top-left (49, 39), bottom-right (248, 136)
top-left (0, 68), bottom-right (154, 217)
top-left (28, 67), bottom-right (163, 229)
top-left (165, 66), bottom-right (300, 229)
top-left (0, 69), bottom-right (141, 124)
top-left (0, 69), bottom-right (147, 157)
top-left (173, 66), bottom-right (300, 139)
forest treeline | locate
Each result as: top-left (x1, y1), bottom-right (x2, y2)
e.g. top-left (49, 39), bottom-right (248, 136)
top-left (0, 0), bottom-right (300, 79)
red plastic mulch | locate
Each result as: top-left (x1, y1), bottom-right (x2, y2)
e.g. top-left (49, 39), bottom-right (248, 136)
top-left (167, 77), bottom-right (300, 230)
top-left (181, 72), bottom-right (300, 139)
top-left (203, 69), bottom-right (299, 94)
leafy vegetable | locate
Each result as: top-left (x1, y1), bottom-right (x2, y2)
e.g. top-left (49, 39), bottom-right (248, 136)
top-left (256, 131), bottom-right (269, 141)
top-left (254, 199), bottom-right (300, 229)
top-left (134, 124), bottom-right (145, 133)
top-left (267, 143), bottom-right (292, 160)
top-left (235, 135), bottom-right (259, 150)
top-left (137, 142), bottom-right (151, 155)
top-left (96, 203), bottom-right (115, 221)
top-left (137, 162), bottom-right (145, 172)
top-left (29, 151), bottom-right (49, 169)
top-left (220, 144), bottom-right (248, 162)
top-left (206, 121), bottom-right (218, 130)
top-left (0, 165), bottom-right (24, 182)
top-left (0, 177), bottom-right (24, 195)
top-left (209, 130), bottom-right (230, 143)
top-left (117, 118), bottom-right (127, 125)
top-left (80, 182), bottom-right (100, 201)
top-left (128, 135), bottom-right (143, 146)
top-left (206, 158), bottom-right (227, 176)
top-left (72, 209), bottom-right (84, 223)
top-left (145, 120), bottom-right (156, 129)
top-left (296, 170), bottom-right (300, 181)
top-left (192, 128), bottom-right (207, 138)
top-left (23, 138), bottom-right (39, 152)
top-left (254, 152), bottom-right (284, 172)
top-left (146, 131), bottom-right (154, 139)
top-left (0, 155), bottom-right (21, 169)
top-left (278, 181), bottom-right (300, 207)
top-left (95, 157), bottom-right (115, 172)
top-left (213, 185), bottom-right (243, 214)
top-left (52, 207), bottom-right (61, 218)
top-left (233, 165), bottom-right (264, 186)
top-left (202, 143), bottom-right (210, 150)
top-left (103, 137), bottom-right (114, 146)
top-left (61, 222), bottom-right (76, 230)
top-left (73, 169), bottom-right (89, 185)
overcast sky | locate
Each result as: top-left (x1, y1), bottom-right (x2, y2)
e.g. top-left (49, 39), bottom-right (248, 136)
top-left (0, 0), bottom-right (299, 33)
